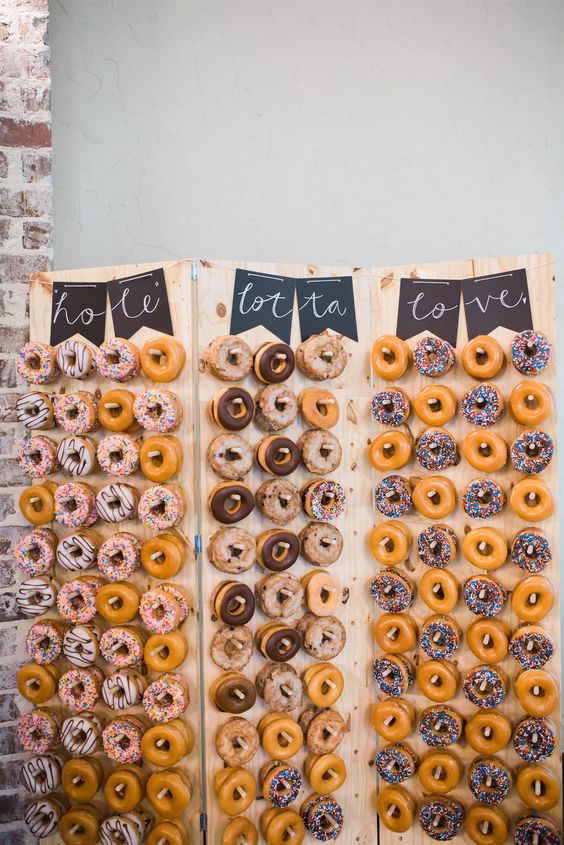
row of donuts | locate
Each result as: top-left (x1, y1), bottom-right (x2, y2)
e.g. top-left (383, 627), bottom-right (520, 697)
top-left (371, 330), bottom-right (552, 380)
top-left (17, 335), bottom-right (186, 384)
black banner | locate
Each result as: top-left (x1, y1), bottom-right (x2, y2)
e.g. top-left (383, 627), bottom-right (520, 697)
top-left (107, 268), bottom-right (173, 339)
top-left (296, 275), bottom-right (358, 342)
top-left (396, 277), bottom-right (461, 347)
top-left (229, 269), bottom-right (295, 344)
top-left (50, 282), bottom-right (107, 347)
top-left (462, 268), bottom-right (533, 338)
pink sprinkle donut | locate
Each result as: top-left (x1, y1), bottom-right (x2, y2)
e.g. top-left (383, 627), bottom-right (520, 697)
top-left (54, 391), bottom-right (98, 434)
top-left (17, 709), bottom-right (60, 754)
top-left (14, 527), bottom-right (57, 577)
top-left (55, 339), bottom-right (95, 380)
top-left (26, 619), bottom-right (65, 664)
top-left (133, 390), bottom-right (183, 433)
top-left (96, 339), bottom-right (140, 383)
top-left (142, 672), bottom-right (189, 723)
top-left (97, 532), bottom-right (141, 581)
top-left (54, 482), bottom-right (98, 528)
top-left (17, 435), bottom-right (58, 478)
top-left (56, 575), bottom-right (102, 624)
top-left (97, 433), bottom-right (140, 476)
top-left (100, 626), bottom-right (144, 668)
top-left (58, 666), bottom-right (104, 711)
top-left (138, 484), bottom-right (185, 531)
top-left (102, 716), bottom-right (144, 763)
top-left (96, 483), bottom-right (138, 523)
top-left (17, 343), bottom-right (59, 385)
top-left (139, 584), bottom-right (188, 633)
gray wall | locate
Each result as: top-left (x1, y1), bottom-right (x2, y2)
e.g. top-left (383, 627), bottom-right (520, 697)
top-left (50, 0), bottom-right (563, 271)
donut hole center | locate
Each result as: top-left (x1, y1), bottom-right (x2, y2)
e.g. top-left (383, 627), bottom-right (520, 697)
top-left (156, 739), bottom-right (170, 751)
top-left (156, 645), bottom-right (170, 659)
top-left (225, 449), bottom-right (240, 463)
top-left (112, 642), bottom-right (129, 658)
top-left (73, 729), bottom-right (87, 744)
top-left (30, 498), bottom-right (45, 514)
top-left (525, 492), bottom-right (540, 508)
top-left (271, 357), bottom-right (287, 375)
top-left (274, 448), bottom-right (291, 466)
top-left (28, 354), bottom-right (41, 371)
top-left (479, 442), bottom-right (492, 457)
top-left (477, 489), bottom-right (492, 506)
top-left (277, 637), bottom-right (294, 656)
top-left (107, 351), bottom-right (122, 365)
top-left (226, 399), bottom-right (246, 420)
top-left (226, 597), bottom-right (246, 617)
top-left (475, 348), bottom-right (489, 365)
top-left (30, 590), bottom-right (46, 607)
top-left (228, 544), bottom-right (243, 559)
top-left (110, 449), bottom-right (123, 464)
top-left (225, 640), bottom-right (242, 658)
top-left (524, 394), bottom-right (539, 410)
top-left (477, 542), bottom-right (493, 557)
top-left (149, 451), bottom-right (163, 467)
top-left (427, 490), bottom-right (442, 506)
top-left (428, 397), bottom-right (442, 412)
top-left (150, 349), bottom-right (166, 364)
top-left (320, 443), bottom-right (334, 457)
top-left (108, 404), bottom-right (123, 419)
top-left (65, 498), bottom-right (78, 513)
top-left (382, 443), bottom-right (395, 457)
top-left (27, 544), bottom-right (41, 561)
top-left (382, 348), bottom-right (396, 364)
top-left (227, 350), bottom-right (241, 366)
top-left (70, 682), bottom-right (85, 700)
top-left (272, 543), bottom-right (288, 562)
top-left (316, 400), bottom-right (329, 417)
top-left (65, 406), bottom-right (79, 421)
top-left (525, 443), bottom-right (540, 457)
top-left (224, 496), bottom-right (242, 516)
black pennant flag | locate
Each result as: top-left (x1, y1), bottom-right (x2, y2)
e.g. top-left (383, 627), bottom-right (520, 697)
top-left (462, 269), bottom-right (533, 339)
top-left (107, 268), bottom-right (174, 339)
top-left (50, 282), bottom-right (107, 347)
top-left (229, 269), bottom-right (295, 344)
top-left (296, 275), bottom-right (358, 342)
top-left (396, 277), bottom-right (461, 347)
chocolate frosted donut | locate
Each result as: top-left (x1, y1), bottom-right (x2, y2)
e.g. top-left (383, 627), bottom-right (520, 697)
top-left (207, 335), bottom-right (253, 381)
top-left (257, 623), bottom-right (302, 662)
top-left (296, 335), bottom-right (347, 380)
top-left (256, 478), bottom-right (300, 525)
top-left (210, 387), bottom-right (255, 431)
top-left (257, 529), bottom-right (300, 571)
top-left (211, 672), bottom-right (256, 713)
top-left (256, 436), bottom-right (300, 476)
top-left (299, 522), bottom-right (343, 566)
top-left (213, 580), bottom-right (256, 625)
top-left (208, 527), bottom-right (256, 574)
top-left (209, 482), bottom-right (255, 524)
top-left (254, 384), bottom-right (299, 432)
top-left (207, 434), bottom-right (253, 480)
top-left (298, 429), bottom-right (342, 475)
top-left (254, 342), bottom-right (295, 383)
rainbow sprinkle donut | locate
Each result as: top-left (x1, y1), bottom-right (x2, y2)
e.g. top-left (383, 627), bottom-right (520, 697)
top-left (97, 532), bottom-right (141, 581)
top-left (139, 584), bottom-right (188, 634)
top-left (511, 330), bottom-right (552, 375)
top-left (54, 391), bottom-right (98, 434)
top-left (372, 653), bottom-right (414, 697)
top-left (133, 389), bottom-right (182, 432)
top-left (58, 666), bottom-right (104, 711)
top-left (463, 576), bottom-right (507, 617)
top-left (97, 433), bottom-right (140, 476)
top-left (54, 482), bottom-right (98, 528)
top-left (96, 338), bottom-right (140, 383)
top-left (462, 478), bottom-right (505, 519)
top-left (17, 709), bottom-right (60, 754)
top-left (463, 665), bottom-right (508, 708)
top-left (417, 525), bottom-right (457, 568)
top-left (102, 716), bottom-right (144, 763)
top-left (17, 342), bottom-right (59, 385)
top-left (513, 716), bottom-right (556, 762)
top-left (416, 429), bottom-right (458, 471)
top-left (413, 336), bottom-right (456, 378)
top-left (374, 475), bottom-right (412, 518)
top-left (418, 796), bottom-right (464, 840)
top-left (14, 527), bottom-right (57, 577)
top-left (515, 816), bottom-right (561, 845)
top-left (511, 529), bottom-right (552, 574)
top-left (418, 706), bottom-right (462, 747)
top-left (100, 626), bottom-right (144, 668)
top-left (371, 388), bottom-right (410, 426)
top-left (461, 383), bottom-right (504, 427)
top-left (376, 742), bottom-right (417, 783)
top-left (509, 626), bottom-right (554, 669)
top-left (511, 430), bottom-right (554, 474)
top-left (138, 484), bottom-right (185, 531)
top-left (369, 568), bottom-right (415, 612)
top-left (468, 756), bottom-right (512, 804)
top-left (56, 575), bottom-right (101, 624)
top-left (303, 479), bottom-right (346, 521)
top-left (26, 620), bottom-right (65, 665)
top-left (18, 435), bottom-right (58, 478)
top-left (142, 672), bottom-right (189, 723)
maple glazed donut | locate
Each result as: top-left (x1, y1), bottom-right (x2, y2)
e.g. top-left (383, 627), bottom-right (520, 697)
top-left (147, 819), bottom-right (190, 845)
top-left (140, 335), bottom-right (185, 381)
top-left (464, 711), bottom-right (512, 755)
top-left (512, 575), bottom-right (554, 622)
top-left (417, 659), bottom-right (460, 703)
top-left (419, 568), bottom-right (459, 613)
top-left (256, 384), bottom-right (298, 431)
top-left (98, 389), bottom-right (138, 432)
top-left (418, 750), bottom-right (462, 794)
top-left (371, 335), bottom-right (410, 380)
top-left (412, 476), bottom-right (456, 519)
top-left (371, 698), bottom-right (414, 742)
top-left (461, 335), bottom-right (505, 379)
top-left (509, 380), bottom-right (553, 426)
top-left (303, 662), bottom-right (344, 707)
top-left (19, 481), bottom-right (56, 525)
top-left (369, 520), bottom-right (411, 566)
top-left (141, 531), bottom-right (186, 578)
top-left (368, 430), bottom-right (412, 471)
top-left (254, 341), bottom-right (295, 383)
top-left (17, 342), bottom-right (59, 385)
top-left (376, 785), bottom-right (416, 833)
top-left (59, 805), bottom-right (102, 845)
top-left (413, 335), bottom-right (456, 377)
top-left (207, 335), bottom-right (253, 381)
top-left (147, 767), bottom-right (193, 815)
top-left (462, 526), bottom-right (508, 570)
top-left (104, 764), bottom-right (146, 812)
top-left (467, 619), bottom-right (509, 664)
top-left (221, 818), bottom-right (258, 845)
top-left (298, 387), bottom-right (339, 429)
top-left (414, 384), bottom-right (457, 426)
top-left (510, 476), bottom-right (554, 521)
top-left (301, 569), bottom-right (342, 616)
top-left (517, 763), bottom-right (560, 811)
top-left (139, 434), bottom-right (183, 482)
top-left (374, 613), bottom-right (417, 653)
top-left (96, 582), bottom-right (140, 623)
top-left (144, 630), bottom-right (188, 672)
top-left (214, 766), bottom-right (257, 814)
top-left (18, 663), bottom-right (59, 704)
top-left (296, 334), bottom-right (347, 380)
top-left (141, 718), bottom-right (194, 767)
top-left (61, 756), bottom-right (103, 802)
top-left (466, 804), bottom-right (509, 845)
top-left (514, 669), bottom-right (558, 717)
top-left (258, 713), bottom-right (303, 760)
top-left (462, 430), bottom-right (508, 472)
top-left (511, 329), bottom-right (552, 374)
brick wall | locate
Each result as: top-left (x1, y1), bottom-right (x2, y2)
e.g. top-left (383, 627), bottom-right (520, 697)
top-left (0, 0), bottom-right (52, 839)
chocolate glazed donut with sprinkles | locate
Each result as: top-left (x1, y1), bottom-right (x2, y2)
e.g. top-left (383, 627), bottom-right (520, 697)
top-left (468, 756), bottom-right (512, 804)
top-left (372, 654), bottom-right (414, 697)
top-left (418, 706), bottom-right (463, 747)
top-left (463, 665), bottom-right (508, 708)
top-left (511, 329), bottom-right (552, 374)
top-left (417, 525), bottom-right (457, 568)
top-left (463, 575), bottom-right (507, 617)
top-left (369, 569), bottom-right (415, 612)
top-left (413, 336), bottom-right (456, 378)
top-left (371, 388), bottom-right (410, 426)
top-left (511, 528), bottom-right (552, 573)
top-left (509, 625), bottom-right (554, 669)
top-left (418, 796), bottom-right (464, 841)
top-left (515, 815), bottom-right (561, 845)
top-left (415, 428), bottom-right (459, 471)
top-left (374, 475), bottom-right (412, 518)
top-left (376, 742), bottom-right (418, 784)
top-left (513, 716), bottom-right (556, 762)
top-left (461, 382), bottom-right (504, 426)
top-left (511, 429), bottom-right (554, 474)
top-left (462, 478), bottom-right (506, 519)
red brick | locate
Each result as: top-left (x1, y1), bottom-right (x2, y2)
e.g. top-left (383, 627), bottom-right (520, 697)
top-left (22, 149), bottom-right (50, 182)
top-left (0, 116), bottom-right (51, 147)
top-left (0, 218), bottom-right (9, 244)
top-left (20, 82), bottom-right (50, 113)
top-left (22, 219), bottom-right (51, 249)
top-left (0, 47), bottom-right (49, 81)
top-left (0, 186), bottom-right (51, 216)
top-left (0, 151), bottom-right (7, 178)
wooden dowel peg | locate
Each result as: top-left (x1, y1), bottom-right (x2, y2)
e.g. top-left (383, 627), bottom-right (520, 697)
top-left (431, 675), bottom-right (440, 684)
top-left (278, 541), bottom-right (291, 549)
top-left (279, 588), bottom-right (294, 598)
top-left (387, 627), bottom-right (399, 640)
top-left (233, 688), bottom-right (245, 700)
top-left (157, 787), bottom-right (170, 800)
top-left (533, 685), bottom-right (541, 696)
top-left (479, 679), bottom-right (488, 692)
top-left (534, 779), bottom-right (542, 796)
top-left (280, 731), bottom-right (293, 744)
top-left (148, 348), bottom-right (164, 356)
top-left (235, 736), bottom-right (249, 751)
top-left (147, 450), bottom-right (161, 458)
top-left (433, 766), bottom-right (443, 781)
top-left (70, 825), bottom-right (81, 835)
top-left (150, 551), bottom-right (165, 561)
top-left (384, 716), bottom-right (394, 726)
top-left (317, 398), bottom-right (336, 406)
top-left (386, 804), bottom-right (397, 818)
top-left (281, 684), bottom-right (293, 696)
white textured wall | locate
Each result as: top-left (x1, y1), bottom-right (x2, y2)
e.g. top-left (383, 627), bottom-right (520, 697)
top-left (50, 0), bottom-right (563, 271)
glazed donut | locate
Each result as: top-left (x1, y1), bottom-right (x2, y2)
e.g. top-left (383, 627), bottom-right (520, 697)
top-left (514, 815), bottom-right (561, 845)
top-left (141, 718), bottom-right (194, 767)
top-left (257, 622), bottom-right (301, 662)
top-left (142, 531), bottom-right (187, 578)
top-left (18, 662), bottom-right (59, 703)
top-left (255, 384), bottom-right (299, 432)
top-left (139, 583), bottom-right (189, 633)
top-left (17, 342), bottom-right (58, 384)
top-left (26, 618), bottom-right (65, 664)
top-left (465, 711), bottom-right (512, 755)
top-left (371, 388), bottom-right (410, 426)
top-left (413, 335), bottom-right (455, 377)
top-left (303, 663), bottom-right (344, 708)
top-left (419, 614), bottom-right (461, 659)
top-left (104, 764), bottom-right (147, 812)
top-left (372, 653), bottom-right (414, 697)
top-left (258, 713), bottom-right (303, 760)
top-left (300, 522), bottom-right (342, 567)
top-left (98, 389), bottom-right (138, 432)
top-left (57, 435), bottom-right (98, 477)
top-left (371, 698), bottom-right (414, 742)
top-left (138, 483), bottom-right (184, 530)
top-left (58, 666), bottom-right (104, 711)
top-left (207, 434), bottom-right (252, 481)
top-left (138, 434), bottom-right (183, 483)
top-left (134, 389), bottom-right (182, 432)
top-left (54, 391), bottom-right (98, 434)
top-left (100, 625), bottom-right (144, 668)
top-left (297, 614), bottom-right (346, 661)
top-left (369, 568), bottom-right (415, 613)
top-left (418, 796), bottom-right (464, 840)
top-left (461, 382), bottom-right (504, 427)
top-left (63, 623), bottom-right (101, 666)
top-left (298, 429), bottom-right (342, 475)
top-left (18, 434), bottom-right (58, 478)
top-left (296, 334), bottom-right (347, 381)
top-left (510, 625), bottom-right (554, 669)
top-left (211, 672), bottom-right (257, 714)
top-left (142, 672), bottom-right (189, 723)
top-left (466, 804), bottom-right (509, 845)
top-left (463, 665), bottom-right (509, 709)
top-left (216, 717), bottom-right (259, 766)
top-left (212, 579), bottom-right (256, 625)
top-left (221, 818), bottom-right (258, 845)
top-left (369, 520), bottom-right (411, 566)
top-left (257, 529), bottom-right (299, 572)
top-left (371, 335), bottom-right (410, 380)
top-left (260, 759), bottom-right (302, 805)
top-left (19, 481), bottom-right (56, 525)
top-left (301, 478), bottom-right (345, 521)
top-left (102, 715), bottom-right (145, 763)
top-left (417, 659), bottom-right (460, 703)
top-left (368, 430), bottom-right (411, 472)
top-left (54, 482), bottom-right (98, 528)
top-left (209, 482), bottom-right (255, 525)
top-left (514, 669), bottom-right (558, 716)
top-left (210, 386), bottom-right (254, 431)
top-left (412, 475), bottom-right (456, 519)
top-left (56, 576), bottom-right (102, 624)
top-left (512, 575), bottom-right (554, 622)
top-left (256, 435), bottom-right (300, 476)
top-left (61, 755), bottom-right (102, 801)
top-left (96, 338), bottom-right (140, 382)
top-left (376, 743), bottom-right (417, 785)
top-left (298, 387), bottom-right (339, 429)
top-left (211, 624), bottom-right (253, 672)
top-left (467, 619), bottom-right (508, 664)
top-left (97, 532), bottom-right (141, 581)
top-left (17, 708), bottom-right (60, 754)
top-left (20, 753), bottom-right (63, 795)
top-left (102, 668), bottom-right (146, 710)
top-left (418, 750), bottom-right (462, 794)
top-left (415, 428), bottom-right (458, 472)
top-left (468, 756), bottom-right (512, 804)
top-left (301, 570), bottom-right (342, 616)
top-left (462, 430), bottom-right (508, 472)
top-left (213, 766), bottom-right (257, 814)
top-left (16, 391), bottom-right (55, 430)
top-left (374, 475), bottom-right (412, 518)
top-left (463, 478), bottom-right (505, 520)
top-left (514, 716), bottom-right (556, 762)
top-left (256, 572), bottom-right (303, 618)
top-left (419, 569), bottom-right (459, 613)
top-left (15, 527), bottom-right (57, 577)
top-left (374, 612), bottom-right (417, 653)
top-left (417, 525), bottom-right (457, 569)
top-left (509, 380), bottom-right (553, 426)
top-left (376, 785), bottom-right (416, 833)
top-left (461, 335), bottom-right (505, 379)
top-left (59, 805), bottom-right (102, 844)
top-left (511, 329), bottom-right (552, 374)
top-left (16, 574), bottom-right (59, 617)
top-left (511, 429), bottom-right (554, 475)
top-left (147, 767), bottom-right (193, 814)
top-left (510, 477), bottom-right (554, 521)
top-left (206, 335), bottom-right (253, 381)
top-left (255, 478), bottom-right (300, 525)
top-left (414, 384), bottom-right (457, 426)
top-left (254, 341), bottom-right (295, 383)
top-left (56, 339), bottom-right (95, 379)
top-left (140, 335), bottom-right (185, 381)
top-left (519, 765), bottom-right (559, 816)
top-left (96, 582), bottom-right (140, 623)
top-left (511, 529), bottom-right (552, 574)
top-left (24, 796), bottom-right (66, 839)
top-left (462, 527), bottom-right (508, 571)
top-left (144, 629), bottom-right (188, 672)
top-left (97, 433), bottom-right (140, 477)
top-left (418, 705), bottom-right (463, 747)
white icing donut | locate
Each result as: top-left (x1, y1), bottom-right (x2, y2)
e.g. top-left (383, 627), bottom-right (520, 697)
top-left (24, 797), bottom-right (64, 838)
top-left (60, 711), bottom-right (102, 755)
top-left (100, 815), bottom-right (146, 845)
top-left (16, 576), bottom-right (59, 617)
top-left (96, 484), bottom-right (138, 522)
top-left (56, 531), bottom-right (98, 571)
top-left (102, 669), bottom-right (145, 711)
top-left (16, 393), bottom-right (54, 430)
top-left (63, 623), bottom-right (100, 667)
top-left (56, 436), bottom-right (96, 477)
top-left (20, 754), bottom-right (63, 795)
top-left (56, 339), bottom-right (95, 380)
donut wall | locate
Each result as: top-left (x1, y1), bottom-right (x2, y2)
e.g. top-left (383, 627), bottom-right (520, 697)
top-left (13, 253), bottom-right (561, 845)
